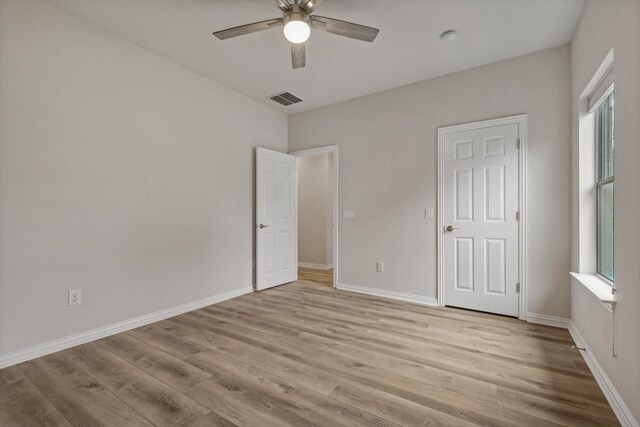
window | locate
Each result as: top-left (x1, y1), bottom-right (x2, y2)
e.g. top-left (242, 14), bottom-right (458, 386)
top-left (595, 91), bottom-right (614, 281)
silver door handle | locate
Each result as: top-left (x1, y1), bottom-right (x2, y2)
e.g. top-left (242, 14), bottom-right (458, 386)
top-left (446, 225), bottom-right (459, 232)
top-left (258, 224), bottom-right (269, 229)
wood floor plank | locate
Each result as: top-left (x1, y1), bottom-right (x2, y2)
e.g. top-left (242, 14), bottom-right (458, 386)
top-left (0, 272), bottom-right (619, 426)
top-left (328, 382), bottom-right (477, 427)
top-left (184, 377), bottom-right (296, 427)
top-left (98, 333), bottom-right (212, 393)
top-left (64, 341), bottom-right (211, 426)
top-left (187, 348), bottom-right (399, 427)
top-left (184, 354), bottom-right (325, 427)
top-left (18, 353), bottom-right (152, 426)
top-left (210, 295), bottom-right (614, 415)
top-left (236, 290), bottom-right (578, 370)
top-left (234, 290), bottom-right (588, 374)
top-left (192, 410), bottom-right (239, 427)
top-left (199, 303), bottom-right (499, 402)
top-left (496, 387), bottom-right (619, 426)
top-left (264, 284), bottom-right (575, 348)
top-left (126, 322), bottom-right (207, 360)
top-left (183, 310), bottom-right (579, 426)
top-left (219, 296), bottom-right (595, 384)
top-left (292, 305), bottom-right (589, 376)
top-left (0, 366), bottom-right (72, 427)
top-left (274, 283), bottom-right (574, 342)
top-left (165, 316), bottom-right (342, 396)
top-left (298, 267), bottom-right (333, 286)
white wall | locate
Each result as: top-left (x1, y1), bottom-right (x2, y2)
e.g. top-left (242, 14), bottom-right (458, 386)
top-left (289, 45), bottom-right (571, 318)
top-left (297, 153), bottom-right (333, 267)
top-left (571, 0), bottom-right (640, 423)
top-left (0, 0), bottom-right (287, 355)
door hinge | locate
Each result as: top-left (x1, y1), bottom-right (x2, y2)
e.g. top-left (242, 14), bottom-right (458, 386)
top-left (516, 139), bottom-right (521, 149)
top-left (516, 211), bottom-right (520, 221)
top-left (516, 283), bottom-right (520, 293)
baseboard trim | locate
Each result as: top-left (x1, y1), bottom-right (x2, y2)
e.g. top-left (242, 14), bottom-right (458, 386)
top-left (298, 262), bottom-right (333, 270)
top-left (0, 286), bottom-right (252, 369)
top-left (526, 312), bottom-right (570, 329)
top-left (568, 322), bottom-right (638, 427)
top-left (336, 283), bottom-right (438, 307)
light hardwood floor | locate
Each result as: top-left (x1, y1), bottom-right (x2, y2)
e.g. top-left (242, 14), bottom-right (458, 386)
top-left (0, 276), bottom-right (618, 426)
top-left (298, 267), bottom-right (333, 287)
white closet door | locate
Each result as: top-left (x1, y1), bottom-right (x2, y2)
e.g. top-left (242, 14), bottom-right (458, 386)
top-left (443, 123), bottom-right (519, 316)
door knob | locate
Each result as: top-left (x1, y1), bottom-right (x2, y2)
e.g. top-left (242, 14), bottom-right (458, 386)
top-left (258, 224), bottom-right (269, 229)
top-left (446, 225), bottom-right (459, 232)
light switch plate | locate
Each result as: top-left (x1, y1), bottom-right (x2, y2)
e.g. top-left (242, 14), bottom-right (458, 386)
top-left (376, 261), bottom-right (384, 272)
top-left (425, 208), bottom-right (434, 219)
top-left (343, 209), bottom-right (355, 219)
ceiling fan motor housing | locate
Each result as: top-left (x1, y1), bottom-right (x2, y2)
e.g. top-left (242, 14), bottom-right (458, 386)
top-left (283, 8), bottom-right (311, 28)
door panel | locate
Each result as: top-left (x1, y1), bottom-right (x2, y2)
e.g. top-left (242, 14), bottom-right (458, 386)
top-left (484, 166), bottom-right (505, 222)
top-left (455, 237), bottom-right (474, 291)
top-left (256, 148), bottom-right (297, 290)
top-left (484, 238), bottom-right (506, 295)
top-left (455, 168), bottom-right (474, 221)
top-left (443, 123), bottom-right (519, 316)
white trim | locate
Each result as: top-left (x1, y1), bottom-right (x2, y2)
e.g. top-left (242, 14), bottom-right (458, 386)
top-left (290, 145), bottom-right (339, 288)
top-left (437, 114), bottom-right (528, 320)
top-left (526, 312), bottom-right (570, 329)
top-left (290, 145), bottom-right (337, 156)
top-left (581, 48), bottom-right (614, 99)
top-left (298, 262), bottom-right (333, 270)
top-left (570, 272), bottom-right (615, 311)
top-left (589, 82), bottom-right (614, 113)
top-left (337, 283), bottom-right (439, 307)
top-left (0, 286), bottom-right (251, 369)
top-left (569, 323), bottom-right (639, 427)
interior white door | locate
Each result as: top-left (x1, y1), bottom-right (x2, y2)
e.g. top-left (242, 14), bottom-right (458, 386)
top-left (256, 148), bottom-right (297, 290)
top-left (442, 123), bottom-right (520, 316)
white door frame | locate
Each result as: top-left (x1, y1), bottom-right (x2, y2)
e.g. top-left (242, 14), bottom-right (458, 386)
top-left (289, 145), bottom-right (339, 288)
top-left (437, 114), bottom-right (528, 320)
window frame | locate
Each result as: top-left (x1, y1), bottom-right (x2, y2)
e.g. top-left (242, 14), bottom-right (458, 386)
top-left (594, 87), bottom-right (614, 284)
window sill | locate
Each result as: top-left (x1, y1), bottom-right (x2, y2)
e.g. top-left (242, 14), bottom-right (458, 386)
top-left (570, 272), bottom-right (615, 312)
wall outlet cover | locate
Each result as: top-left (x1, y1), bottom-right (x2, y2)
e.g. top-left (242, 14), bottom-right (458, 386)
top-left (68, 289), bottom-right (81, 306)
top-left (343, 209), bottom-right (355, 219)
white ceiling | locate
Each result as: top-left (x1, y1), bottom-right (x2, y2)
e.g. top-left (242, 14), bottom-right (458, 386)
top-left (46, 0), bottom-right (584, 114)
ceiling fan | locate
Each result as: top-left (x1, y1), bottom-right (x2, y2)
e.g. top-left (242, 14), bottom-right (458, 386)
top-left (213, 0), bottom-right (380, 69)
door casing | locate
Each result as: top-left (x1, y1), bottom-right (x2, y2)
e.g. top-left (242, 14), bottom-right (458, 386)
top-left (437, 115), bottom-right (528, 320)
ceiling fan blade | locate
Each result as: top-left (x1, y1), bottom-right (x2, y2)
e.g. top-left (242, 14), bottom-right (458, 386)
top-left (291, 43), bottom-right (306, 69)
top-left (299, 0), bottom-right (323, 13)
top-left (311, 16), bottom-right (379, 42)
top-left (272, 0), bottom-right (291, 12)
top-left (213, 18), bottom-right (283, 40)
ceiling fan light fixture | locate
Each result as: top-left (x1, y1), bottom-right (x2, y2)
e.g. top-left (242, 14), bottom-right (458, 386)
top-left (213, 1), bottom-right (380, 69)
top-left (283, 12), bottom-right (310, 44)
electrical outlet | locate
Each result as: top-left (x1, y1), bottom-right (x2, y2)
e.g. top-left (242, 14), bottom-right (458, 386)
top-left (68, 289), bottom-right (81, 306)
top-left (376, 261), bottom-right (384, 272)
top-left (343, 209), bottom-right (355, 219)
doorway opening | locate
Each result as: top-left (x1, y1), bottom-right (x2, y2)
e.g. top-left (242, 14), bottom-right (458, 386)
top-left (291, 145), bottom-right (338, 288)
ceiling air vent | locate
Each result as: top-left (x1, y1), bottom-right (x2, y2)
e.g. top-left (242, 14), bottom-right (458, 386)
top-left (269, 92), bottom-right (303, 106)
